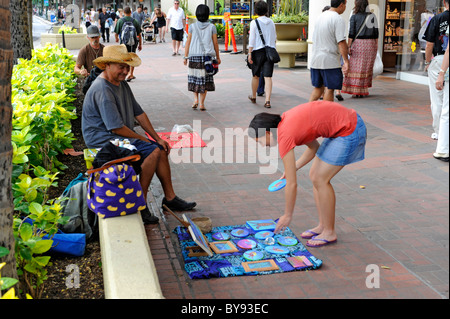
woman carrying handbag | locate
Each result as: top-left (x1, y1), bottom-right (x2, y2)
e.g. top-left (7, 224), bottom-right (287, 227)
top-left (247, 1), bottom-right (277, 108)
top-left (342, 0), bottom-right (379, 98)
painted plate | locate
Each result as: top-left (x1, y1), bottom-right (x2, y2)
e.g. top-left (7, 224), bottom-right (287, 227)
top-left (231, 228), bottom-right (250, 238)
top-left (237, 239), bottom-right (257, 249)
top-left (255, 231), bottom-right (274, 240)
top-left (264, 245), bottom-right (289, 255)
top-left (212, 232), bottom-right (230, 241)
top-left (243, 250), bottom-right (264, 261)
top-left (277, 236), bottom-right (298, 246)
top-left (268, 179), bottom-right (286, 192)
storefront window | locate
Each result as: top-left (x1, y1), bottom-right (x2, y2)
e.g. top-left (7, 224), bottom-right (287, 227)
top-left (383, 0), bottom-right (445, 79)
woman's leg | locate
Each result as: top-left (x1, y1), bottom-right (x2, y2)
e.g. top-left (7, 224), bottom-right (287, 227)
top-left (199, 92), bottom-right (207, 110)
top-left (306, 156), bottom-right (344, 245)
top-left (264, 77), bottom-right (272, 103)
top-left (251, 76), bottom-right (259, 99)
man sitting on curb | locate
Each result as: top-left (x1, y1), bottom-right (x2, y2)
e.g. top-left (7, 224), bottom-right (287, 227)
top-left (74, 25), bottom-right (104, 77)
top-left (81, 45), bottom-right (197, 225)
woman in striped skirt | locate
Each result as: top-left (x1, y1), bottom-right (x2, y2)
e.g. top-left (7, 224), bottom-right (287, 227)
top-left (183, 4), bottom-right (221, 111)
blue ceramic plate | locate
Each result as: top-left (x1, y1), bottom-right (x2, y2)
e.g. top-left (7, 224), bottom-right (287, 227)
top-left (268, 179), bottom-right (286, 192)
top-left (243, 250), bottom-right (264, 261)
top-left (277, 236), bottom-right (298, 246)
top-left (212, 231), bottom-right (230, 241)
top-left (255, 231), bottom-right (274, 240)
top-left (264, 245), bottom-right (289, 255)
top-left (231, 228), bottom-right (250, 238)
top-left (237, 239), bottom-right (257, 249)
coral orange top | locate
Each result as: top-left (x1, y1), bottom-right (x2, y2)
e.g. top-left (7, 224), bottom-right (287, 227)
top-left (277, 101), bottom-right (357, 158)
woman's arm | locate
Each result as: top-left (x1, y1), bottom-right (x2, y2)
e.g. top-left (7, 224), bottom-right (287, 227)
top-left (183, 32), bottom-right (192, 65)
top-left (275, 140), bottom-right (320, 233)
top-left (212, 33), bottom-right (221, 64)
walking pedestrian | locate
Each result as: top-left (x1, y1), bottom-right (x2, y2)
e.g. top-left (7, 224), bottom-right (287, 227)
top-left (434, 26), bottom-right (449, 162)
top-left (342, 0), bottom-right (379, 98)
top-left (150, 7), bottom-right (167, 43)
top-left (114, 6), bottom-right (142, 82)
top-left (247, 0), bottom-right (276, 108)
top-left (99, 7), bottom-right (111, 43)
top-left (132, 4), bottom-right (145, 26)
top-left (166, 0), bottom-right (186, 56)
top-left (183, 4), bottom-right (221, 111)
top-left (309, 0), bottom-right (349, 102)
top-left (423, 0), bottom-right (449, 142)
top-left (248, 101), bottom-right (367, 247)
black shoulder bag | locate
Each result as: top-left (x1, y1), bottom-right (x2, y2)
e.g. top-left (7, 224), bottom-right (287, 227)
top-left (255, 19), bottom-right (280, 63)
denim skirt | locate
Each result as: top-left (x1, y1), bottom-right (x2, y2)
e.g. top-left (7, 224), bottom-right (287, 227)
top-left (316, 114), bottom-right (367, 166)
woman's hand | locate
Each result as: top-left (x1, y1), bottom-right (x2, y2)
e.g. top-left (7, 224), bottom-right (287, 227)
top-left (183, 58), bottom-right (188, 66)
top-left (275, 214), bottom-right (292, 234)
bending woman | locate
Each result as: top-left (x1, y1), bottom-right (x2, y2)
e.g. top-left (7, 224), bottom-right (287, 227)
top-left (249, 101), bottom-right (367, 247)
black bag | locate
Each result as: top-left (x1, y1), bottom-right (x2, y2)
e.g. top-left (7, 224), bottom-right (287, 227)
top-left (204, 55), bottom-right (219, 76)
top-left (255, 20), bottom-right (280, 63)
top-left (82, 66), bottom-right (103, 94)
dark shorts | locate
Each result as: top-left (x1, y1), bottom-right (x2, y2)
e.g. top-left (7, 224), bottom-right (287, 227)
top-left (251, 48), bottom-right (274, 77)
top-left (132, 139), bottom-right (164, 160)
top-left (311, 68), bottom-right (343, 90)
top-left (171, 27), bottom-right (184, 41)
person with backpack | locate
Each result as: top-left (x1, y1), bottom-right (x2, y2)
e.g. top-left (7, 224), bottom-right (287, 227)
top-left (114, 6), bottom-right (142, 82)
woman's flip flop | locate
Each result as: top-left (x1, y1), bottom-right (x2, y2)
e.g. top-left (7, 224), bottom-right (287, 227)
top-left (300, 230), bottom-right (320, 239)
top-left (306, 238), bottom-right (337, 248)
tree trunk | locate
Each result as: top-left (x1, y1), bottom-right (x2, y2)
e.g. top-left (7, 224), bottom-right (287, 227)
top-left (0, 0), bottom-right (17, 281)
top-left (10, 0), bottom-right (32, 62)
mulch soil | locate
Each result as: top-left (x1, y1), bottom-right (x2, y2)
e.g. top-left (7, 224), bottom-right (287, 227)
top-left (41, 79), bottom-right (104, 299)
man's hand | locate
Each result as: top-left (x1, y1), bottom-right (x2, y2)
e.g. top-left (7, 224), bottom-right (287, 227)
top-left (156, 138), bottom-right (171, 154)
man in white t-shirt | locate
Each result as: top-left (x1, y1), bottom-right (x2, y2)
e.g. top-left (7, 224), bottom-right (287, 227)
top-left (166, 0), bottom-right (186, 55)
top-left (310, 0), bottom-right (349, 102)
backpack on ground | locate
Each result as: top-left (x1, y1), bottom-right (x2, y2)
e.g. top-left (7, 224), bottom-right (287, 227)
top-left (121, 19), bottom-right (137, 46)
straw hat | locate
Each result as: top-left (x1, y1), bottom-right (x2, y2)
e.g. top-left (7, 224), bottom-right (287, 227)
top-left (93, 44), bottom-right (141, 70)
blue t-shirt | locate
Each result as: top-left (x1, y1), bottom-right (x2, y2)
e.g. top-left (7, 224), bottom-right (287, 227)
top-left (82, 77), bottom-right (144, 148)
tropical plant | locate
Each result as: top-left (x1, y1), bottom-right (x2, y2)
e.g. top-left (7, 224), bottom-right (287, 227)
top-left (58, 25), bottom-right (77, 34)
top-left (272, 0), bottom-right (309, 24)
top-left (9, 43), bottom-right (76, 298)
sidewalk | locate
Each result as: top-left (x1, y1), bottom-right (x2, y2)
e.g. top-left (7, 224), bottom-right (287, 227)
top-left (110, 37), bottom-right (447, 299)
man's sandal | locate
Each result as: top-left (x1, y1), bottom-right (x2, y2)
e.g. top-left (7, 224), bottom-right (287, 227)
top-left (248, 95), bottom-right (256, 103)
top-left (264, 101), bottom-right (271, 108)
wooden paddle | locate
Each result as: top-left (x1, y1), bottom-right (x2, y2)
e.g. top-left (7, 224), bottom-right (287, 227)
top-left (162, 204), bottom-right (190, 228)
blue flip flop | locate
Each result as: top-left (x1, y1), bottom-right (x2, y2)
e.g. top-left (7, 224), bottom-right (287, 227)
top-left (306, 237), bottom-right (337, 248)
top-left (300, 230), bottom-right (320, 239)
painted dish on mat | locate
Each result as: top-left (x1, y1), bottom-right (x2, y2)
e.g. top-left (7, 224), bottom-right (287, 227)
top-left (255, 231), bottom-right (274, 240)
top-left (231, 228), bottom-right (249, 238)
top-left (243, 250), bottom-right (264, 261)
top-left (265, 245), bottom-right (289, 255)
top-left (277, 236), bottom-right (298, 246)
top-left (237, 239), bottom-right (257, 249)
top-left (212, 232), bottom-right (230, 241)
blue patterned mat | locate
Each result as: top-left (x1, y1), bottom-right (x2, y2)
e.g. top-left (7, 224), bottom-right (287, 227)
top-left (174, 224), bottom-right (323, 279)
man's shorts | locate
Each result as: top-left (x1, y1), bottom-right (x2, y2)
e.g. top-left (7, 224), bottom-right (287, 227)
top-left (132, 139), bottom-right (164, 160)
top-left (171, 27), bottom-right (184, 41)
top-left (310, 68), bottom-right (343, 90)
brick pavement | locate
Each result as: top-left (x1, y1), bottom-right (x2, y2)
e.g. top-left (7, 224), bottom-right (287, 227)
top-left (118, 38), bottom-right (448, 299)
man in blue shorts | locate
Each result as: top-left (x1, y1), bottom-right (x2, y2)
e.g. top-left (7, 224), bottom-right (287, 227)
top-left (309, 0), bottom-right (349, 102)
top-left (82, 45), bottom-right (196, 224)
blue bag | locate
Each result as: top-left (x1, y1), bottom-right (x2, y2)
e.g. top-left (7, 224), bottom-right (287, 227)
top-left (43, 230), bottom-right (86, 257)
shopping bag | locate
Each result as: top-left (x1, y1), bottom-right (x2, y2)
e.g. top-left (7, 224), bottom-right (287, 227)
top-left (373, 52), bottom-right (384, 78)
